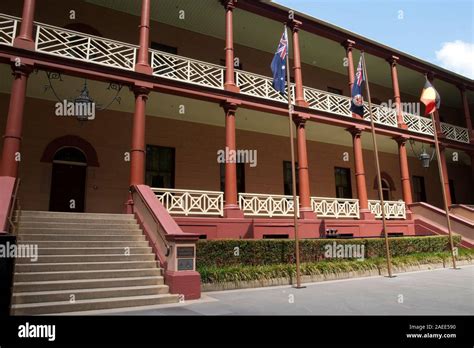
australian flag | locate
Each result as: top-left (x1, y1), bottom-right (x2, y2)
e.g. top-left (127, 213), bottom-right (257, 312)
top-left (350, 56), bottom-right (366, 117)
top-left (271, 29), bottom-right (288, 95)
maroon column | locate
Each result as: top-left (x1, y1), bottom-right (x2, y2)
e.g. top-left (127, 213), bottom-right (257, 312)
top-left (459, 85), bottom-right (474, 144)
top-left (222, 100), bottom-right (243, 218)
top-left (129, 87), bottom-right (149, 186)
top-left (347, 126), bottom-right (373, 219)
top-left (293, 115), bottom-right (316, 219)
top-left (0, 65), bottom-right (32, 178)
top-left (388, 56), bottom-right (407, 129)
top-left (289, 20), bottom-right (308, 108)
top-left (394, 136), bottom-right (413, 205)
top-left (13, 0), bottom-right (36, 50)
top-left (342, 39), bottom-right (361, 119)
top-left (135, 0), bottom-right (152, 74)
top-left (439, 145), bottom-right (452, 207)
top-left (222, 0), bottom-right (240, 92)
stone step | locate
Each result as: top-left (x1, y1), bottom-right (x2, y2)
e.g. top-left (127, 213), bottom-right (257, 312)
top-left (15, 253), bottom-right (156, 264)
top-left (30, 247), bottom-right (152, 256)
top-left (16, 211), bottom-right (134, 220)
top-left (18, 222), bottom-right (139, 229)
top-left (18, 240), bottom-right (149, 248)
top-left (16, 228), bottom-right (142, 235)
top-left (16, 260), bottom-right (159, 272)
top-left (15, 216), bottom-right (137, 224)
top-left (15, 268), bottom-right (161, 282)
top-left (14, 276), bottom-right (164, 292)
top-left (17, 234), bottom-right (145, 241)
top-left (11, 293), bottom-right (179, 315)
top-left (12, 285), bottom-right (170, 304)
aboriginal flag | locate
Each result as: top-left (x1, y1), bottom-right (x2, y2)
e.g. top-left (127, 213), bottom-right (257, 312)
top-left (420, 78), bottom-right (441, 115)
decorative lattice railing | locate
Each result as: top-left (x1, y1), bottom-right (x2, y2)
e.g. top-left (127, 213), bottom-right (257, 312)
top-left (0, 13), bottom-right (469, 143)
top-left (311, 197), bottom-right (360, 218)
top-left (368, 200), bottom-right (406, 219)
top-left (152, 188), bottom-right (224, 216)
top-left (239, 192), bottom-right (299, 217)
top-left (151, 49), bottom-right (224, 90)
top-left (0, 14), bottom-right (18, 46)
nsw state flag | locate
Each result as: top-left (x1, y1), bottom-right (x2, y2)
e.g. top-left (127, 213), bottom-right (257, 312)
top-left (350, 56), bottom-right (366, 117)
top-left (271, 29), bottom-right (288, 95)
top-left (420, 78), bottom-right (441, 115)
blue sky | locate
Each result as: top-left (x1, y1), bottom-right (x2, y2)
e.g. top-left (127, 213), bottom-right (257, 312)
top-left (275, 0), bottom-right (474, 78)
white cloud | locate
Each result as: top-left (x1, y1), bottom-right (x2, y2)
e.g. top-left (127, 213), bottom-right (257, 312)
top-left (435, 40), bottom-right (474, 79)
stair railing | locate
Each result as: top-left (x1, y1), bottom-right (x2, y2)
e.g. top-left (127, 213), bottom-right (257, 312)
top-left (7, 178), bottom-right (21, 235)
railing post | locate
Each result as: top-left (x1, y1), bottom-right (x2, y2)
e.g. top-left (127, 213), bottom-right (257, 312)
top-left (347, 126), bottom-right (374, 219)
top-left (293, 114), bottom-right (316, 219)
top-left (342, 39), bottom-right (361, 119)
top-left (387, 56), bottom-right (407, 129)
top-left (394, 136), bottom-right (413, 217)
top-left (459, 85), bottom-right (474, 144)
top-left (221, 0), bottom-right (240, 92)
top-left (0, 63), bottom-right (33, 178)
top-left (288, 19), bottom-right (308, 107)
top-left (135, 0), bottom-right (152, 74)
top-left (13, 0), bottom-right (36, 50)
top-left (221, 100), bottom-right (244, 218)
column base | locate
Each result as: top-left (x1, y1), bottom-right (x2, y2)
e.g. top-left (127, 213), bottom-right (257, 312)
top-left (296, 100), bottom-right (309, 108)
top-left (224, 83), bottom-right (240, 93)
top-left (135, 64), bottom-right (153, 75)
top-left (223, 204), bottom-right (244, 218)
top-left (398, 122), bottom-right (408, 130)
top-left (299, 208), bottom-right (317, 220)
top-left (13, 37), bottom-right (35, 50)
top-left (359, 209), bottom-right (376, 220)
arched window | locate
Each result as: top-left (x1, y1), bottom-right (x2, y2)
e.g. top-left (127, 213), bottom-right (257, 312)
top-left (53, 147), bottom-right (87, 165)
top-left (381, 179), bottom-right (391, 201)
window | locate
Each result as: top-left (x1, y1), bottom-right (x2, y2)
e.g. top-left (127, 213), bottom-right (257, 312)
top-left (449, 179), bottom-right (457, 204)
top-left (327, 87), bottom-right (343, 95)
top-left (334, 167), bottom-right (352, 199)
top-left (145, 145), bottom-right (175, 188)
top-left (412, 176), bottom-right (426, 202)
top-left (381, 179), bottom-right (391, 201)
top-left (151, 42), bottom-right (178, 55)
top-left (283, 161), bottom-right (299, 195)
top-left (220, 163), bottom-right (245, 193)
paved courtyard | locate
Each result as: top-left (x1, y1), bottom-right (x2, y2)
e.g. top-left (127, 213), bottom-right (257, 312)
top-left (118, 266), bottom-right (474, 316)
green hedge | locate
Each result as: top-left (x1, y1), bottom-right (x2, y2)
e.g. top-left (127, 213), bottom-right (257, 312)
top-left (196, 235), bottom-right (462, 268)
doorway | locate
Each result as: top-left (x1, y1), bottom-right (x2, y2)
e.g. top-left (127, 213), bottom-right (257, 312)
top-left (49, 147), bottom-right (87, 212)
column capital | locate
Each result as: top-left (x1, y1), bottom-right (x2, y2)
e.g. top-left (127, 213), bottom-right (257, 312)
top-left (346, 125), bottom-right (365, 137)
top-left (292, 113), bottom-right (309, 127)
top-left (287, 19), bottom-right (302, 32)
top-left (426, 71), bottom-right (435, 82)
top-left (458, 84), bottom-right (467, 92)
top-left (10, 64), bottom-right (34, 78)
top-left (387, 55), bottom-right (399, 66)
top-left (221, 99), bottom-right (241, 113)
top-left (220, 0), bottom-right (237, 10)
top-left (341, 39), bottom-right (356, 50)
top-left (393, 135), bottom-right (409, 145)
top-left (131, 84), bottom-right (151, 98)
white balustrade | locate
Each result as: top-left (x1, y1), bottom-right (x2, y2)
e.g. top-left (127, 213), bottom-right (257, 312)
top-left (363, 103), bottom-right (398, 127)
top-left (304, 87), bottom-right (352, 117)
top-left (403, 112), bottom-right (434, 135)
top-left (235, 69), bottom-right (294, 104)
top-left (0, 14), bottom-right (18, 46)
top-left (238, 192), bottom-right (298, 217)
top-left (311, 197), bottom-right (359, 218)
top-left (151, 49), bottom-right (224, 89)
top-left (152, 188), bottom-right (223, 216)
top-left (368, 200), bottom-right (406, 219)
top-left (35, 23), bottom-right (137, 70)
top-left (441, 122), bottom-right (470, 143)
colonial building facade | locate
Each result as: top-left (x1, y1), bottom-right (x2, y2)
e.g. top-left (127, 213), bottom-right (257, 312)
top-left (1, 0), bottom-right (473, 241)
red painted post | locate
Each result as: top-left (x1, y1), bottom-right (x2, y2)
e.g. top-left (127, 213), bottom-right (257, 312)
top-left (394, 136), bottom-right (413, 205)
top-left (388, 56), bottom-right (407, 129)
top-left (0, 65), bottom-right (32, 178)
top-left (439, 145), bottom-right (452, 207)
top-left (289, 20), bottom-right (308, 108)
top-left (129, 87), bottom-right (149, 186)
top-left (222, 0), bottom-right (240, 92)
top-left (342, 40), bottom-right (362, 119)
top-left (459, 85), bottom-right (474, 144)
top-left (293, 115), bottom-right (316, 219)
top-left (347, 126), bottom-right (373, 219)
top-left (222, 100), bottom-right (243, 218)
top-left (135, 0), bottom-right (152, 74)
top-left (13, 0), bottom-right (36, 50)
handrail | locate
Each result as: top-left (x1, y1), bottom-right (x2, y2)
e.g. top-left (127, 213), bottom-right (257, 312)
top-left (7, 178), bottom-right (20, 234)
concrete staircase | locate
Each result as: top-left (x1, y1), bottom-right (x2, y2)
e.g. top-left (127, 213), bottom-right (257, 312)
top-left (11, 210), bottom-right (179, 315)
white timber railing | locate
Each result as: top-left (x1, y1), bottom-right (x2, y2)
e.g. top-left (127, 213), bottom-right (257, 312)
top-left (238, 192), bottom-right (299, 217)
top-left (0, 14), bottom-right (18, 46)
top-left (311, 197), bottom-right (359, 218)
top-left (0, 13), bottom-right (469, 144)
top-left (368, 200), bottom-right (406, 219)
top-left (152, 188), bottom-right (224, 217)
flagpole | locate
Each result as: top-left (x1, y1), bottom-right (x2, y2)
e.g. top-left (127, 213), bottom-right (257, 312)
top-left (360, 51), bottom-right (394, 278)
top-left (284, 24), bottom-right (303, 288)
top-left (429, 111), bottom-right (458, 269)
